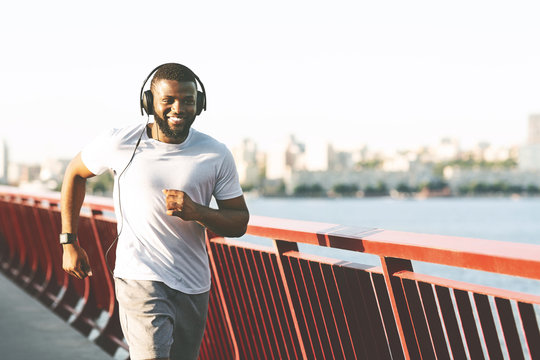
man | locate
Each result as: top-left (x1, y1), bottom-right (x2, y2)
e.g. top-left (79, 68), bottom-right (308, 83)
top-left (60, 63), bottom-right (249, 360)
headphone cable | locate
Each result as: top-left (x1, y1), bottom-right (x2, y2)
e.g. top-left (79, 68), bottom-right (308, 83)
top-left (104, 118), bottom-right (149, 276)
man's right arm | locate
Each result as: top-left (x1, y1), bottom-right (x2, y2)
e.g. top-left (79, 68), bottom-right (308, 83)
top-left (61, 152), bottom-right (96, 279)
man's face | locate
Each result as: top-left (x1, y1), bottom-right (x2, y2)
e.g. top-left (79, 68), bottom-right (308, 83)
top-left (152, 79), bottom-right (198, 141)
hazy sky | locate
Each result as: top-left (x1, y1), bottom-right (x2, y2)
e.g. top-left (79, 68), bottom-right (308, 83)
top-left (2, 0), bottom-right (540, 164)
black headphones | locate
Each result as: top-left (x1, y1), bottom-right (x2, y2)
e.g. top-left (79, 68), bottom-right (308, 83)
top-left (139, 63), bottom-right (207, 116)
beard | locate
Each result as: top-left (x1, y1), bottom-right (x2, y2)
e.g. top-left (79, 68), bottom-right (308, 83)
top-left (154, 113), bottom-right (194, 140)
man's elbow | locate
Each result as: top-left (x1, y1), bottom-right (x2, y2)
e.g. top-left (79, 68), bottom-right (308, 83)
top-left (229, 212), bottom-right (249, 238)
top-left (64, 153), bottom-right (96, 181)
top-left (235, 223), bottom-right (249, 238)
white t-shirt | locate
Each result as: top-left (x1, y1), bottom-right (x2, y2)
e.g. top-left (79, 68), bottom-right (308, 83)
top-left (81, 123), bottom-right (243, 294)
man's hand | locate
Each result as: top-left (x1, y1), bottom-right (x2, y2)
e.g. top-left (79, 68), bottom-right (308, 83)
top-left (62, 243), bottom-right (92, 279)
top-left (162, 189), bottom-right (249, 237)
top-left (162, 189), bottom-right (201, 221)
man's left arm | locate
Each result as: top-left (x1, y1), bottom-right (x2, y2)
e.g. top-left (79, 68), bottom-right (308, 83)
top-left (163, 190), bottom-right (249, 237)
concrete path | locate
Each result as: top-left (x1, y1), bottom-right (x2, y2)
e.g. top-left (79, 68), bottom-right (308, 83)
top-left (0, 273), bottom-right (112, 360)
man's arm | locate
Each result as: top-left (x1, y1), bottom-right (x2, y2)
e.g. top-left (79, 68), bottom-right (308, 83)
top-left (61, 152), bottom-right (96, 279)
top-left (162, 190), bottom-right (249, 237)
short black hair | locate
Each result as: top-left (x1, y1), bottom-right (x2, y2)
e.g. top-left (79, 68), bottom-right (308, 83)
top-left (150, 63), bottom-right (197, 92)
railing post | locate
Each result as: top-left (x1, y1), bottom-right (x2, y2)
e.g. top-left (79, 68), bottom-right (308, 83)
top-left (31, 201), bottom-right (53, 295)
top-left (7, 197), bottom-right (27, 279)
top-left (273, 239), bottom-right (308, 360)
top-left (87, 209), bottom-right (116, 339)
top-left (0, 195), bottom-right (17, 271)
top-left (380, 256), bottom-right (415, 360)
top-left (46, 200), bottom-right (71, 312)
top-left (205, 231), bottom-right (240, 360)
top-left (89, 209), bottom-right (115, 291)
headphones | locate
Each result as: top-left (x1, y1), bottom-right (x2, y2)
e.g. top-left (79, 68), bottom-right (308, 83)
top-left (139, 63), bottom-right (207, 116)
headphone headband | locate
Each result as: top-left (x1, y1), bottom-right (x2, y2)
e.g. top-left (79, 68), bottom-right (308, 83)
top-left (139, 63), bottom-right (207, 116)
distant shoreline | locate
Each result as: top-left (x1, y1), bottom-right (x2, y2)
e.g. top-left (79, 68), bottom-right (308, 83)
top-left (246, 192), bottom-right (540, 200)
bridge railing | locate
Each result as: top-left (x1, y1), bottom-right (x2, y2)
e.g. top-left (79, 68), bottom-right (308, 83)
top-left (1, 185), bottom-right (540, 359)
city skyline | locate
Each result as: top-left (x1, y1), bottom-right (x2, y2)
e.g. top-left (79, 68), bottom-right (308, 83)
top-left (1, 127), bottom-right (529, 166)
top-left (2, 1), bottom-right (540, 164)
top-left (5, 115), bottom-right (539, 195)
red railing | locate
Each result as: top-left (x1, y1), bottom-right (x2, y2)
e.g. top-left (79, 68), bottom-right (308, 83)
top-left (1, 185), bottom-right (540, 359)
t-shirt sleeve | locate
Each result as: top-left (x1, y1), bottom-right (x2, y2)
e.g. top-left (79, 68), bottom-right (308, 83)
top-left (213, 148), bottom-right (243, 201)
top-left (81, 128), bottom-right (116, 176)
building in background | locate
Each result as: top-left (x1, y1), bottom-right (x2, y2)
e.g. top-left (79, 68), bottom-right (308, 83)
top-left (528, 114), bottom-right (540, 144)
top-left (232, 138), bottom-right (265, 189)
top-left (327, 144), bottom-right (353, 172)
top-left (434, 137), bottom-right (461, 162)
top-left (519, 114), bottom-right (540, 171)
top-left (0, 139), bottom-right (8, 185)
top-left (284, 135), bottom-right (307, 172)
top-left (8, 163), bottom-right (41, 186)
top-left (39, 158), bottom-right (70, 190)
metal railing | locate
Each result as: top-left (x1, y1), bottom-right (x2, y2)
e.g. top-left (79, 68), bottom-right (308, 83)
top-left (1, 185), bottom-right (540, 359)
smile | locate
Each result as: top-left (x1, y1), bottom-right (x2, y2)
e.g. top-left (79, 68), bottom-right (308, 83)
top-left (168, 116), bottom-right (183, 125)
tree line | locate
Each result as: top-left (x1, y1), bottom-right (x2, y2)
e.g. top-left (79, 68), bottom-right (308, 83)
top-left (292, 180), bottom-right (540, 197)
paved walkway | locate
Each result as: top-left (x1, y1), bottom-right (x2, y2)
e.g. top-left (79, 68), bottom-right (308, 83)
top-left (0, 273), bottom-right (112, 360)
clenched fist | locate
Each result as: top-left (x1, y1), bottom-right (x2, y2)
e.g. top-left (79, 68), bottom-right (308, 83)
top-left (63, 243), bottom-right (92, 279)
top-left (162, 189), bottom-right (202, 221)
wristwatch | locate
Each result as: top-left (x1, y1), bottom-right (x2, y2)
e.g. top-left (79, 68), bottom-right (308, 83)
top-left (59, 233), bottom-right (77, 245)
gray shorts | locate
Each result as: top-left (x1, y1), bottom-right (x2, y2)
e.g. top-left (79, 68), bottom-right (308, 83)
top-left (114, 278), bottom-right (209, 360)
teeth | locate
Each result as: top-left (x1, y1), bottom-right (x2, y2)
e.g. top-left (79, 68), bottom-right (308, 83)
top-left (169, 117), bottom-right (182, 124)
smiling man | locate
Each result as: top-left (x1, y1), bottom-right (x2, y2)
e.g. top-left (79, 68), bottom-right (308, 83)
top-left (60, 63), bottom-right (249, 360)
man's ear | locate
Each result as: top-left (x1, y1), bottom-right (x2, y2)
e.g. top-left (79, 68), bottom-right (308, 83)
top-left (196, 90), bottom-right (205, 116)
top-left (142, 90), bottom-right (154, 115)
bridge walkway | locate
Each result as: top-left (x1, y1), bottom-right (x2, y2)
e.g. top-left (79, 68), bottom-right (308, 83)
top-left (0, 273), bottom-right (111, 360)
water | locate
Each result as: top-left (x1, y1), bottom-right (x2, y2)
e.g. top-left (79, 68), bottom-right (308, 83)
top-left (243, 196), bottom-right (540, 295)
top-left (245, 196), bottom-right (540, 243)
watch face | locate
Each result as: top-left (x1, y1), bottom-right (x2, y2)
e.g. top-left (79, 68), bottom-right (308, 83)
top-left (60, 233), bottom-right (68, 244)
top-left (60, 233), bottom-right (75, 244)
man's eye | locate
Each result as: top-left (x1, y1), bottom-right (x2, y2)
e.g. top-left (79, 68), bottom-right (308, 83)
top-left (185, 100), bottom-right (195, 105)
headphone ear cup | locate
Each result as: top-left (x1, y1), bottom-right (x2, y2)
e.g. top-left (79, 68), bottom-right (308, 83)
top-left (142, 90), bottom-right (154, 115)
top-left (196, 90), bottom-right (205, 116)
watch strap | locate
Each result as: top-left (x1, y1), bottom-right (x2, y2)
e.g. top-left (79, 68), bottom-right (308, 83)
top-left (59, 233), bottom-right (77, 245)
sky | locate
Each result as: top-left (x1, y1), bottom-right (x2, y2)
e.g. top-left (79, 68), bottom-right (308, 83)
top-left (2, 0), bottom-right (540, 164)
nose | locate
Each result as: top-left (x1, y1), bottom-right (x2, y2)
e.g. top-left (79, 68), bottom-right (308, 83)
top-left (171, 100), bottom-right (183, 114)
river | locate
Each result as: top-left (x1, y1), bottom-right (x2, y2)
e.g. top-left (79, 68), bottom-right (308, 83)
top-left (243, 196), bottom-right (540, 295)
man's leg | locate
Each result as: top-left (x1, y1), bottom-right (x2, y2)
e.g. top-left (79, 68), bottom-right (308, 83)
top-left (169, 290), bottom-right (210, 360)
top-left (114, 278), bottom-right (176, 360)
